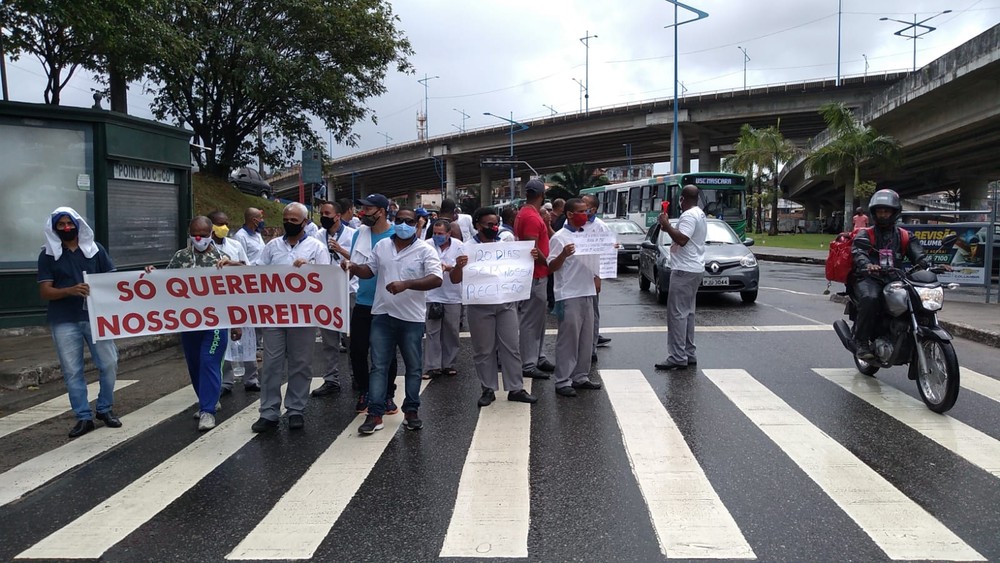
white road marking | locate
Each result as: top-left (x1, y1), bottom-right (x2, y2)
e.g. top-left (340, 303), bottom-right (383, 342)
top-left (227, 378), bottom-right (426, 560)
top-left (459, 324), bottom-right (830, 338)
top-left (16, 379), bottom-right (320, 560)
top-left (439, 381), bottom-right (533, 558)
top-left (0, 386), bottom-right (195, 508)
top-left (815, 368), bottom-right (1000, 479)
top-left (704, 368), bottom-right (984, 562)
top-left (0, 380), bottom-right (138, 439)
top-left (959, 367), bottom-right (1000, 405)
top-left (759, 286), bottom-right (825, 296)
top-left (602, 369), bottom-right (755, 559)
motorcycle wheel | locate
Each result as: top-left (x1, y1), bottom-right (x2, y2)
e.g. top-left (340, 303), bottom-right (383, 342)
top-left (853, 353), bottom-right (879, 377)
top-left (915, 338), bottom-right (960, 413)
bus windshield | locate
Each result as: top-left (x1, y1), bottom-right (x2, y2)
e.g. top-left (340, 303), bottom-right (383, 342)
top-left (700, 189), bottom-right (744, 221)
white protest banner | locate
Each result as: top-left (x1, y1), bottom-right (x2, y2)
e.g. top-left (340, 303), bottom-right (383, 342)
top-left (571, 228), bottom-right (616, 256)
top-left (85, 265), bottom-right (350, 341)
top-left (462, 241), bottom-right (535, 305)
top-left (599, 251), bottom-right (618, 279)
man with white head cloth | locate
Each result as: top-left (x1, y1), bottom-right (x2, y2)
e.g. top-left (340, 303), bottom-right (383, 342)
top-left (37, 207), bottom-right (121, 438)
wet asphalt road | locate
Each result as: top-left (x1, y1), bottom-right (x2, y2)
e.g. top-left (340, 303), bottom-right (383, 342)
top-left (1, 262), bottom-right (999, 562)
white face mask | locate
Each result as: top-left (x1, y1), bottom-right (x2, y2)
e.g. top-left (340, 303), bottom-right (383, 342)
top-left (190, 236), bottom-right (212, 252)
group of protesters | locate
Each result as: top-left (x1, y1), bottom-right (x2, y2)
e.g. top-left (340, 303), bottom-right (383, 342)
top-left (39, 183), bottom-right (618, 438)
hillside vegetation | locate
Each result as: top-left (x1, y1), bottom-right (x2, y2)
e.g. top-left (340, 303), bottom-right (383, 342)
top-left (192, 173), bottom-right (288, 225)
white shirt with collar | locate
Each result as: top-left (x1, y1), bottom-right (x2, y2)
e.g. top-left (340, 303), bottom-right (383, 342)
top-left (671, 206), bottom-right (707, 273)
top-left (426, 238), bottom-right (464, 304)
top-left (215, 237), bottom-right (249, 264)
top-left (316, 223), bottom-right (358, 293)
top-left (260, 233), bottom-right (331, 266)
top-left (367, 235), bottom-right (442, 322)
top-left (548, 225), bottom-right (599, 301)
top-left (234, 226), bottom-right (264, 265)
top-left (455, 213), bottom-right (475, 241)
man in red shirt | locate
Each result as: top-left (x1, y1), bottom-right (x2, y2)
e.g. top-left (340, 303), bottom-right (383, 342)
top-left (514, 180), bottom-right (556, 379)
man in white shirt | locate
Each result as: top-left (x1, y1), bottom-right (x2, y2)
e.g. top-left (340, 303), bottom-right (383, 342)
top-left (582, 194), bottom-right (615, 358)
top-left (234, 207), bottom-right (266, 265)
top-left (654, 185), bottom-right (707, 371)
top-left (422, 219), bottom-right (464, 379)
top-left (441, 198), bottom-right (474, 241)
top-left (251, 202), bottom-right (332, 433)
top-left (311, 201), bottom-right (356, 397)
top-left (345, 208), bottom-right (442, 434)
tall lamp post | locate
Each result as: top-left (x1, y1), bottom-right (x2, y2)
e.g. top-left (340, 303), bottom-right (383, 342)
top-left (880, 10), bottom-right (952, 71)
top-left (377, 131), bottom-right (392, 148)
top-left (417, 73), bottom-right (439, 139)
top-left (453, 108), bottom-right (469, 132)
top-left (664, 1), bottom-right (709, 175)
top-left (863, 53), bottom-right (869, 76)
top-left (572, 78), bottom-right (585, 112)
top-left (737, 45), bottom-right (750, 90)
top-left (579, 31), bottom-right (597, 115)
top-left (484, 111), bottom-right (529, 202)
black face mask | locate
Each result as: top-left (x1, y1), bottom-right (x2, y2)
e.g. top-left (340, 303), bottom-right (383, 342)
top-left (283, 221), bottom-right (304, 237)
top-left (361, 213), bottom-right (378, 227)
top-left (56, 228), bottom-right (78, 242)
top-left (320, 216), bottom-right (338, 230)
top-left (479, 226), bottom-right (499, 240)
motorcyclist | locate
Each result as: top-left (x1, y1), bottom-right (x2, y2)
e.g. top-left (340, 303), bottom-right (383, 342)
top-left (851, 189), bottom-right (928, 361)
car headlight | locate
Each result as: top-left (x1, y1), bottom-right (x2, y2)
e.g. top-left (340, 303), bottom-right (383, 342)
top-left (740, 253), bottom-right (758, 268)
top-left (915, 286), bottom-right (944, 311)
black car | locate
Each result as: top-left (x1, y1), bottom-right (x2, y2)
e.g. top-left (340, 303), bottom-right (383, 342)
top-left (604, 218), bottom-right (647, 267)
top-left (230, 167), bottom-right (272, 198)
top-left (638, 218), bottom-right (760, 304)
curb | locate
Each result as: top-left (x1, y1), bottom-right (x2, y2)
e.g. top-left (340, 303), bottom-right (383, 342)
top-left (0, 334), bottom-right (180, 390)
top-left (754, 252), bottom-right (826, 266)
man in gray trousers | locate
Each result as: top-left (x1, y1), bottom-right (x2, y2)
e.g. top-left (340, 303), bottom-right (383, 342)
top-left (654, 186), bottom-right (707, 370)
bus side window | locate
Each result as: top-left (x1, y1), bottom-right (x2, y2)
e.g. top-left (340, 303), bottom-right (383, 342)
top-left (640, 186), bottom-right (651, 212)
top-left (629, 187), bottom-right (641, 213)
top-left (652, 185), bottom-right (665, 209)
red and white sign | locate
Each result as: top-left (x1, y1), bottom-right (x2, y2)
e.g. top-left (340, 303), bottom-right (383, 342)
top-left (85, 265), bottom-right (350, 341)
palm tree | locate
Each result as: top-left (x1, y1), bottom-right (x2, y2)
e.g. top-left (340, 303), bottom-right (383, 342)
top-left (546, 163), bottom-right (608, 201)
top-left (724, 123), bottom-right (798, 235)
top-left (723, 124), bottom-right (765, 233)
top-left (806, 102), bottom-right (901, 231)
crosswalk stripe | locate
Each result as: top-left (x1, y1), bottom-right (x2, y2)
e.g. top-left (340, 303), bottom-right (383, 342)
top-left (0, 386), bottom-right (195, 508)
top-left (227, 378), bottom-right (426, 560)
top-left (439, 380), bottom-right (532, 558)
top-left (960, 367), bottom-right (1000, 405)
top-left (16, 379), bottom-right (320, 560)
top-left (459, 324), bottom-right (829, 338)
top-left (0, 380), bottom-right (138, 440)
top-left (704, 368), bottom-right (985, 561)
top-left (815, 368), bottom-right (1000, 479)
top-left (602, 369), bottom-right (755, 559)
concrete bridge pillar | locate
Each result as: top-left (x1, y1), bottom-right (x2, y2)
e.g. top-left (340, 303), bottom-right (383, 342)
top-left (698, 134), bottom-right (713, 172)
top-left (804, 200), bottom-right (820, 221)
top-left (671, 128), bottom-right (685, 173)
top-left (959, 176), bottom-right (991, 212)
top-left (446, 157), bottom-right (457, 201)
top-left (407, 189), bottom-right (419, 209)
top-left (480, 167), bottom-right (492, 208)
top-left (681, 142), bottom-right (693, 174)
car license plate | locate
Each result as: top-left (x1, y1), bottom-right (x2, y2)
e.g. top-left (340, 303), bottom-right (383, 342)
top-left (702, 276), bottom-right (729, 287)
top-left (630, 253), bottom-right (639, 260)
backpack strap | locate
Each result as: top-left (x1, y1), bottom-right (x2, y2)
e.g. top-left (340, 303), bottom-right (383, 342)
top-left (898, 226), bottom-right (909, 248)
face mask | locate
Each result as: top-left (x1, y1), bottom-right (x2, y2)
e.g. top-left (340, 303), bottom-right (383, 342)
top-left (361, 213), bottom-right (378, 227)
top-left (587, 210), bottom-right (597, 223)
top-left (432, 234), bottom-right (448, 247)
top-left (479, 226), bottom-right (499, 240)
top-left (283, 221), bottom-right (304, 237)
top-left (255, 220), bottom-right (265, 233)
top-left (394, 223), bottom-right (417, 239)
top-left (320, 216), bottom-right (338, 230)
top-left (56, 228), bottom-right (78, 242)
top-left (569, 213), bottom-right (589, 228)
top-left (212, 225), bottom-right (229, 239)
top-left (190, 236), bottom-right (212, 252)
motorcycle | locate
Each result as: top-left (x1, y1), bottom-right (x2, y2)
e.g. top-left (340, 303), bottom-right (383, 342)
top-left (833, 236), bottom-right (961, 413)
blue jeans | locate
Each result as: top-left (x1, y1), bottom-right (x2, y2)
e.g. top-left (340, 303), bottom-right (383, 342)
top-left (367, 314), bottom-right (424, 417)
top-left (51, 321), bottom-right (119, 421)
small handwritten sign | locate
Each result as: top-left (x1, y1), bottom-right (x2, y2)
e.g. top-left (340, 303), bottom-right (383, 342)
top-left (571, 228), bottom-right (616, 255)
top-left (599, 251), bottom-right (618, 279)
top-left (462, 241), bottom-right (535, 305)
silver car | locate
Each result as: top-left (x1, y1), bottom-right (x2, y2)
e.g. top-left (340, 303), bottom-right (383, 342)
top-left (638, 218), bottom-right (760, 304)
top-left (604, 218), bottom-right (647, 267)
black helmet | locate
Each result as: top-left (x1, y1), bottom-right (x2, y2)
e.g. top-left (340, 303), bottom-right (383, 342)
top-left (868, 189), bottom-right (901, 228)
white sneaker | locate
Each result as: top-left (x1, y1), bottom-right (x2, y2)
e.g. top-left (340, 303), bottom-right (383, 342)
top-left (198, 412), bottom-right (216, 431)
top-left (192, 402), bottom-right (221, 419)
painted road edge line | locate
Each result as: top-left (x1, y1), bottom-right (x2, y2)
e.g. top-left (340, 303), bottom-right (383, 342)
top-left (458, 324), bottom-right (830, 338)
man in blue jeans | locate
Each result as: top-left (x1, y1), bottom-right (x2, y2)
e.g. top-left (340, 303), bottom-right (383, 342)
top-left (37, 207), bottom-right (120, 438)
top-left (344, 208), bottom-right (442, 434)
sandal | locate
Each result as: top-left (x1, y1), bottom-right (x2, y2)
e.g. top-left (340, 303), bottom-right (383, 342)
top-left (443, 368), bottom-right (458, 377)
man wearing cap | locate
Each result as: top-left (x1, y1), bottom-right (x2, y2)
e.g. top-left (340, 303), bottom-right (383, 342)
top-left (415, 207), bottom-right (431, 240)
top-left (38, 207), bottom-right (121, 438)
top-left (514, 179), bottom-right (556, 380)
top-left (311, 201), bottom-right (356, 397)
top-left (347, 193), bottom-right (399, 414)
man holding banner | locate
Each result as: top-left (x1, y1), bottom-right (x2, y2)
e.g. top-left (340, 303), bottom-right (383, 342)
top-left (452, 207), bottom-right (538, 408)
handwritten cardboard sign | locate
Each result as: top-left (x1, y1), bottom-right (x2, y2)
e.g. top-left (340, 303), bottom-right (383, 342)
top-left (571, 228), bottom-right (616, 256)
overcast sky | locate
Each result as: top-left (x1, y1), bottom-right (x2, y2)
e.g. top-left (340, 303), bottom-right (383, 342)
top-left (5, 0), bottom-right (998, 163)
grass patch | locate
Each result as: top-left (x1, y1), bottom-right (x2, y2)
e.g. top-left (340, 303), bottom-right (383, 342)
top-left (192, 173), bottom-right (316, 228)
top-left (747, 232), bottom-right (837, 250)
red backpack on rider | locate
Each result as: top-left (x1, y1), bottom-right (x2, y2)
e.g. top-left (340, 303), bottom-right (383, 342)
top-left (826, 226), bottom-right (910, 284)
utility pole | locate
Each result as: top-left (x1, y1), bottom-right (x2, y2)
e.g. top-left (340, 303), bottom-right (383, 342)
top-left (580, 31), bottom-right (597, 115)
top-left (738, 46), bottom-right (750, 90)
top-left (453, 108), bottom-right (469, 132)
top-left (880, 10), bottom-right (952, 71)
top-left (543, 104), bottom-right (557, 116)
top-left (417, 73), bottom-right (439, 139)
top-left (572, 78), bottom-right (585, 112)
top-left (378, 131), bottom-right (392, 148)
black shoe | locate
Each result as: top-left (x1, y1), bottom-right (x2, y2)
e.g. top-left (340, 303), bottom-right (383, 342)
top-left (536, 359), bottom-right (556, 372)
top-left (288, 414), bottom-right (305, 430)
top-left (251, 417), bottom-right (279, 433)
top-left (572, 379), bottom-right (603, 390)
top-left (508, 389), bottom-right (538, 403)
top-left (478, 388), bottom-right (496, 407)
top-left (523, 369), bottom-right (551, 380)
top-left (555, 386), bottom-right (577, 397)
top-left (359, 415), bottom-right (383, 434)
top-left (596, 336), bottom-right (612, 346)
top-left (311, 381), bottom-right (341, 397)
top-left (592, 353), bottom-right (599, 362)
top-left (355, 393), bottom-right (369, 413)
top-left (68, 419), bottom-right (95, 438)
top-left (220, 386), bottom-right (233, 396)
top-left (687, 357), bottom-right (697, 366)
top-left (96, 410), bottom-right (122, 428)
top-left (654, 360), bottom-right (688, 370)
top-left (403, 411), bottom-right (423, 431)
top-left (244, 382), bottom-right (261, 392)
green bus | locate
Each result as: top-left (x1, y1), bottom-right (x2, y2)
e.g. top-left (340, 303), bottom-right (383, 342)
top-left (580, 172), bottom-right (748, 238)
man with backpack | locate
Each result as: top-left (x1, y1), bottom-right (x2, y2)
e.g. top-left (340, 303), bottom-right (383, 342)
top-left (851, 189), bottom-right (928, 361)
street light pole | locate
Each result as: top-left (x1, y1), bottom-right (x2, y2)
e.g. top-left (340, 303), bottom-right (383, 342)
top-left (579, 31), bottom-right (597, 115)
top-left (863, 53), bottom-right (869, 76)
top-left (572, 78), bottom-right (585, 112)
top-left (737, 45), bottom-right (750, 90)
top-left (880, 10), bottom-right (952, 72)
top-left (543, 104), bottom-right (558, 116)
top-left (484, 112), bottom-right (529, 202)
top-left (417, 73), bottom-right (439, 138)
top-left (378, 131), bottom-right (392, 148)
top-left (664, 1), bottom-right (709, 175)
top-left (453, 108), bottom-right (469, 132)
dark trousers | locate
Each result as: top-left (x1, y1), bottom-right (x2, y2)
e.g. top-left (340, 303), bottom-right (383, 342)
top-left (853, 277), bottom-right (884, 343)
top-left (350, 304), bottom-right (397, 394)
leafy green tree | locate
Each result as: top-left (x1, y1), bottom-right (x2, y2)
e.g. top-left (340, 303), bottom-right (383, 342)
top-left (147, 0), bottom-right (413, 178)
top-left (724, 123), bottom-right (797, 235)
top-left (807, 102), bottom-right (901, 231)
top-left (546, 163), bottom-right (608, 201)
